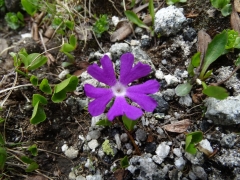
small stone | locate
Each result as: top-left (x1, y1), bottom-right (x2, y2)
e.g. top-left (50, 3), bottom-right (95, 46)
top-left (216, 149), bottom-right (240, 167)
top-left (154, 113), bottom-right (165, 120)
top-left (184, 151), bottom-right (204, 165)
top-left (173, 148), bottom-right (182, 157)
top-left (120, 133), bottom-right (128, 142)
top-left (179, 94), bottom-right (192, 107)
top-left (183, 27), bottom-right (197, 42)
top-left (76, 175), bottom-right (86, 180)
top-left (164, 74), bottom-right (179, 86)
top-left (220, 133), bottom-right (236, 148)
top-left (86, 175), bottom-right (103, 180)
top-left (155, 70), bottom-right (164, 79)
top-left (155, 142), bottom-right (170, 159)
top-left (88, 139), bottom-right (99, 150)
top-left (135, 129), bottom-right (147, 141)
top-left (198, 139), bottom-right (213, 153)
top-left (192, 166), bottom-right (207, 180)
top-left (141, 35), bottom-right (151, 48)
top-left (64, 146), bottom-right (79, 159)
top-left (58, 69), bottom-right (70, 79)
top-left (152, 155), bottom-right (164, 164)
top-left (69, 172), bottom-right (76, 180)
top-left (112, 16), bottom-right (119, 26)
top-left (161, 59), bottom-right (167, 65)
top-left (163, 89), bottom-right (175, 101)
top-left (109, 43), bottom-right (130, 59)
top-left (175, 157), bottom-right (186, 170)
top-left (61, 144), bottom-right (68, 152)
top-left (87, 130), bottom-right (101, 140)
top-left (145, 142), bottom-right (157, 154)
top-left (151, 95), bottom-right (169, 113)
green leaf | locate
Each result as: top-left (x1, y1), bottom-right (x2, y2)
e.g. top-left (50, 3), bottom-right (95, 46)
top-left (26, 161), bottom-right (39, 172)
top-left (60, 43), bottom-right (75, 53)
top-left (18, 53), bottom-right (28, 68)
top-left (200, 30), bottom-right (228, 79)
top-left (28, 54), bottom-right (47, 71)
top-left (0, 118), bottom-right (4, 124)
top-left (21, 156), bottom-right (34, 164)
top-left (30, 102), bottom-right (46, 124)
top-left (28, 144), bottom-right (38, 156)
top-left (30, 75), bottom-right (38, 86)
top-left (188, 52), bottom-right (201, 76)
top-left (122, 115), bottom-right (138, 131)
top-left (187, 131), bottom-right (203, 144)
top-left (202, 69), bottom-right (213, 80)
top-left (21, 0), bottom-right (39, 16)
top-left (54, 76), bottom-right (78, 93)
top-left (235, 56), bottom-right (240, 66)
top-left (62, 62), bottom-right (73, 68)
top-left (65, 20), bottom-right (74, 30)
top-left (0, 147), bottom-right (7, 170)
top-left (148, 0), bottom-right (154, 25)
top-left (124, 10), bottom-right (149, 30)
top-left (202, 86), bottom-right (229, 100)
top-left (120, 156), bottom-right (129, 168)
top-left (221, 4), bottom-right (232, 16)
top-left (185, 143), bottom-right (197, 154)
top-left (175, 83), bottom-right (193, 96)
top-left (96, 119), bottom-right (112, 126)
top-left (210, 0), bottom-right (230, 9)
top-left (17, 12), bottom-right (24, 21)
top-left (39, 78), bottom-right (52, 94)
top-left (32, 94), bottom-right (47, 106)
top-left (69, 34), bottom-right (77, 48)
top-left (51, 76), bottom-right (78, 103)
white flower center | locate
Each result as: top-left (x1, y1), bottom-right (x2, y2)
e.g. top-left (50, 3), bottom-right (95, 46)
top-left (111, 82), bottom-right (127, 97)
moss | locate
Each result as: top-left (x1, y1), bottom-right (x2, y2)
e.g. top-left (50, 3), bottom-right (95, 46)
top-left (102, 139), bottom-right (114, 156)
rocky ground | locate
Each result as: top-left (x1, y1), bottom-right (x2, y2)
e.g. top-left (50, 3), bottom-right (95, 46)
top-left (0, 0), bottom-right (240, 180)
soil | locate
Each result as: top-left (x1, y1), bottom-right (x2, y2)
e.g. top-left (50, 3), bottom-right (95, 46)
top-left (0, 0), bottom-right (240, 180)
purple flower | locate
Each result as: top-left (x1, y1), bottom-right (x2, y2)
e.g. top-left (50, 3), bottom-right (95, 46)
top-left (84, 53), bottom-right (160, 121)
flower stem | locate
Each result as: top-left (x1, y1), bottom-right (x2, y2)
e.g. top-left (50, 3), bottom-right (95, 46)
top-left (117, 117), bottom-right (141, 155)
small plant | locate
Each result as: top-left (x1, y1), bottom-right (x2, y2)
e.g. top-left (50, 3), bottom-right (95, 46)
top-left (124, 0), bottom-right (155, 36)
top-left (93, 14), bottom-right (109, 38)
top-left (185, 131), bottom-right (203, 154)
top-left (4, 12), bottom-right (24, 30)
top-left (166, 0), bottom-right (187, 5)
top-left (120, 156), bottom-right (129, 169)
top-left (210, 0), bottom-right (232, 17)
top-left (21, 0), bottom-right (40, 16)
top-left (175, 29), bottom-right (240, 100)
top-left (102, 139), bottom-right (114, 156)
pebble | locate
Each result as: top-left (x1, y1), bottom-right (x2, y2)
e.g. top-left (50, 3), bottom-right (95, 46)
top-left (192, 166), bottom-right (207, 180)
top-left (164, 74), bottom-right (179, 86)
top-left (76, 175), bottom-right (86, 180)
top-left (155, 70), bottom-right (164, 79)
top-left (88, 139), bottom-right (99, 150)
top-left (86, 175), bottom-right (103, 180)
top-left (135, 129), bottom-right (147, 141)
top-left (58, 69), bottom-right (70, 79)
top-left (155, 142), bottom-right (170, 159)
top-left (120, 133), bottom-right (128, 142)
top-left (163, 89), bottom-right (175, 101)
top-left (220, 133), bottom-right (236, 148)
top-left (61, 144), bottom-right (68, 152)
top-left (175, 157), bottom-right (186, 170)
top-left (109, 43), bottom-right (130, 59)
top-left (151, 95), bottom-right (169, 113)
top-left (64, 146), bottom-right (79, 159)
top-left (198, 139), bottom-right (213, 154)
top-left (183, 27), bottom-right (197, 42)
top-left (87, 130), bottom-right (101, 140)
top-left (179, 94), bottom-right (192, 107)
top-left (173, 148), bottom-right (182, 157)
top-left (145, 142), bottom-right (157, 154)
top-left (69, 171), bottom-right (76, 180)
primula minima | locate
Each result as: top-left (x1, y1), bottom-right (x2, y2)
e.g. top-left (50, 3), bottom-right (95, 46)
top-left (84, 53), bottom-right (160, 121)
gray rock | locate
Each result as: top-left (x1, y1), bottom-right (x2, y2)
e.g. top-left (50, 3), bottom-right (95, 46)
top-left (87, 130), bottom-right (101, 140)
top-left (205, 95), bottom-right (240, 125)
top-left (163, 89), bottom-right (175, 101)
top-left (183, 27), bottom-right (197, 42)
top-left (175, 157), bottom-right (186, 170)
top-left (220, 133), bottom-right (237, 148)
top-left (76, 175), bottom-right (86, 180)
top-left (154, 5), bottom-right (186, 36)
top-left (135, 129), bottom-right (147, 141)
top-left (109, 43), bottom-right (130, 59)
top-left (64, 146), bottom-right (79, 159)
top-left (88, 139), bottom-right (99, 150)
top-left (151, 95), bottom-right (169, 113)
top-left (164, 74), bottom-right (180, 86)
top-left (127, 154), bottom-right (165, 180)
top-left (155, 70), bottom-right (164, 80)
top-left (179, 94), bottom-right (192, 107)
top-left (14, 38), bottom-right (41, 54)
top-left (173, 148), bottom-right (182, 157)
top-left (192, 166), bottom-right (207, 180)
top-left (155, 142), bottom-right (170, 159)
top-left (216, 66), bottom-right (240, 96)
top-left (86, 175), bottom-right (102, 180)
top-left (184, 152), bottom-right (205, 165)
top-left (69, 171), bottom-right (76, 180)
top-left (141, 35), bottom-right (151, 48)
top-left (216, 149), bottom-right (240, 168)
top-left (120, 133), bottom-right (128, 142)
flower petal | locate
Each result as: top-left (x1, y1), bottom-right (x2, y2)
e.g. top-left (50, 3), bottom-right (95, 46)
top-left (119, 53), bottom-right (151, 85)
top-left (127, 80), bottom-right (160, 94)
top-left (126, 92), bottom-right (157, 112)
top-left (88, 93), bottom-right (113, 116)
top-left (107, 97), bottom-right (143, 121)
top-left (84, 84), bottom-right (112, 98)
top-left (119, 53), bottom-right (134, 83)
top-left (87, 55), bottom-right (117, 86)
